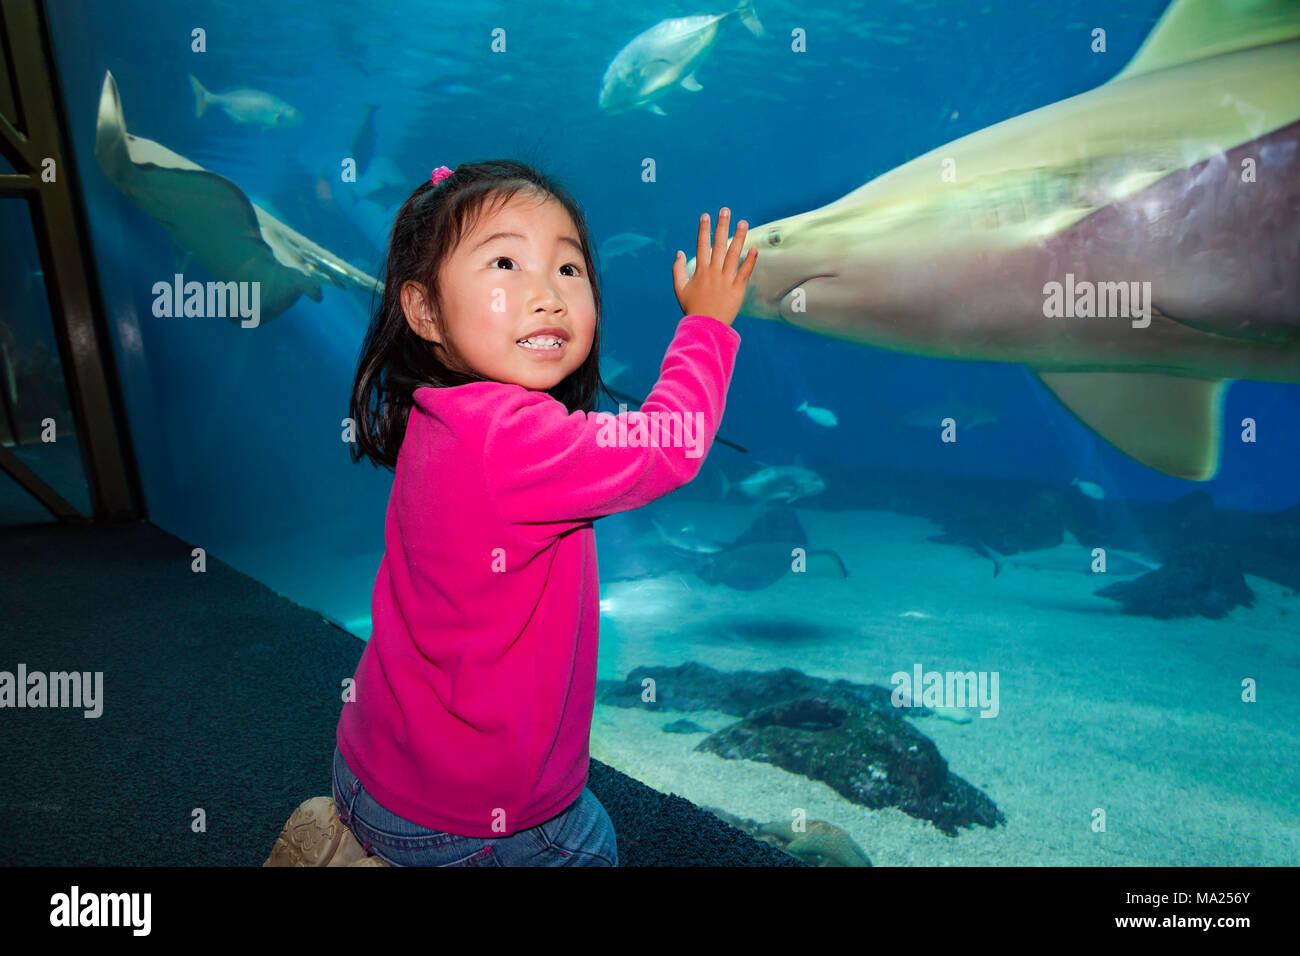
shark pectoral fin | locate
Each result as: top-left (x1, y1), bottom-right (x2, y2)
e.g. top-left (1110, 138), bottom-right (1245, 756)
top-left (679, 72), bottom-right (703, 92)
top-left (647, 103), bottom-right (667, 116)
top-left (1035, 370), bottom-right (1227, 481)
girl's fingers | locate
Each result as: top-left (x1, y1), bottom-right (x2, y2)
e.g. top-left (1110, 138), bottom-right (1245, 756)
top-left (738, 246), bottom-right (758, 282)
top-left (713, 208), bottom-right (730, 265)
top-left (696, 213), bottom-right (711, 268)
top-left (723, 220), bottom-right (748, 275)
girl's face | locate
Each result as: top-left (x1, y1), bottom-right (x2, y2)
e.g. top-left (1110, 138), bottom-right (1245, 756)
top-left (404, 191), bottom-right (596, 391)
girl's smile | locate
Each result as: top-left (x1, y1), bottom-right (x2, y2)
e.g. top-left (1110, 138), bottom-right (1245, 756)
top-left (516, 326), bottom-right (570, 357)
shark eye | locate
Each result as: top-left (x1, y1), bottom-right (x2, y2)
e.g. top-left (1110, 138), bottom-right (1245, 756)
top-left (766, 229), bottom-right (782, 247)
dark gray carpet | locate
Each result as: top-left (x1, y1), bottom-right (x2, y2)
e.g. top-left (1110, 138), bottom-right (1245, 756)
top-left (0, 518), bottom-right (799, 866)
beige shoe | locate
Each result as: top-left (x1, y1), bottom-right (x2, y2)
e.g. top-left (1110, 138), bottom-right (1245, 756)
top-left (264, 796), bottom-right (376, 867)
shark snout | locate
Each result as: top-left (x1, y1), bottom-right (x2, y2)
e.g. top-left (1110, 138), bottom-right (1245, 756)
top-left (686, 234), bottom-right (822, 321)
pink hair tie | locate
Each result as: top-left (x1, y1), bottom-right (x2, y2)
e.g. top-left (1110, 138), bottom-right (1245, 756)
top-left (430, 166), bottom-right (454, 185)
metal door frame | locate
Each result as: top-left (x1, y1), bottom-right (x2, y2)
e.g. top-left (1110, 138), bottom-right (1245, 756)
top-left (0, 0), bottom-right (141, 522)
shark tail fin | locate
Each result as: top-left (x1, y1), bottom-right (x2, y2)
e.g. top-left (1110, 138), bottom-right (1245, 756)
top-left (734, 0), bottom-right (765, 38)
top-left (189, 74), bottom-right (208, 118)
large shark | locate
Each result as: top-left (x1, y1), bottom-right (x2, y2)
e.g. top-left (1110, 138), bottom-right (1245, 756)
top-left (95, 71), bottom-right (381, 324)
top-left (703, 0), bottom-right (1300, 480)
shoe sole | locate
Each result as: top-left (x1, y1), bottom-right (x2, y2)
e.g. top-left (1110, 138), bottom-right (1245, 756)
top-left (264, 796), bottom-right (353, 867)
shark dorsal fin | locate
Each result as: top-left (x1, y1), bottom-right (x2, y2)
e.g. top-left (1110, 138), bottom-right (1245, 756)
top-left (1036, 371), bottom-right (1227, 481)
top-left (1114, 0), bottom-right (1300, 81)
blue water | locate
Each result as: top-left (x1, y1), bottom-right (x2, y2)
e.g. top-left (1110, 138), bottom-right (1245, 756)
top-left (33, 0), bottom-right (1300, 864)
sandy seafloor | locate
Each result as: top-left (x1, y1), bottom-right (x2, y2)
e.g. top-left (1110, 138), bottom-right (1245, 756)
top-left (590, 502), bottom-right (1300, 866)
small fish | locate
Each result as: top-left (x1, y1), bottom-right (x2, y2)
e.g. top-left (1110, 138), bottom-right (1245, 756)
top-left (721, 464), bottom-right (825, 504)
top-left (598, 0), bottom-right (764, 116)
top-left (1071, 478), bottom-right (1105, 500)
top-left (598, 231), bottom-right (665, 260)
top-left (797, 401), bottom-right (838, 427)
top-left (189, 74), bottom-right (302, 128)
top-left (650, 518), bottom-right (728, 554)
top-left (899, 610), bottom-right (932, 620)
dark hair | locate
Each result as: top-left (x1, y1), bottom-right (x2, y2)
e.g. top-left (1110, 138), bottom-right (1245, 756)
top-left (349, 158), bottom-right (606, 470)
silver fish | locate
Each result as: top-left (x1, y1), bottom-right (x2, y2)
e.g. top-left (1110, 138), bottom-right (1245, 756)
top-left (1071, 478), bottom-right (1106, 500)
top-left (797, 401), bottom-right (838, 427)
top-left (598, 0), bottom-right (764, 116)
top-left (722, 464), bottom-right (825, 504)
top-left (189, 74), bottom-right (302, 128)
top-left (650, 518), bottom-right (728, 554)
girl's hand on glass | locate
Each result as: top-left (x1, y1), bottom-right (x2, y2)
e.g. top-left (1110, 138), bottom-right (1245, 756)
top-left (671, 207), bottom-right (757, 327)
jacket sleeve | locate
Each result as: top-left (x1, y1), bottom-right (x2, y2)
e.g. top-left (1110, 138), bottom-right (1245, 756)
top-left (483, 313), bottom-right (741, 526)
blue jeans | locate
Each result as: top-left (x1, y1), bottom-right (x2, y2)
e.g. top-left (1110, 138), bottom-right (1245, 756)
top-left (331, 745), bottom-right (618, 866)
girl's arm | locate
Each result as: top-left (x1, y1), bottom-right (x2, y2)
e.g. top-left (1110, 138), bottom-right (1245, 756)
top-left (483, 313), bottom-right (740, 526)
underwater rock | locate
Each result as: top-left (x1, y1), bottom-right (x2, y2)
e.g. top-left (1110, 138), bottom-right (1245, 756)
top-left (756, 819), bottom-right (872, 868)
top-left (696, 695), bottom-right (1005, 837)
top-left (1095, 542), bottom-right (1254, 619)
top-left (662, 718), bottom-right (710, 734)
top-left (596, 660), bottom-right (903, 719)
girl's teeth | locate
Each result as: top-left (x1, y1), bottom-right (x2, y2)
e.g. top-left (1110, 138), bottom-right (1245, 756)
top-left (518, 337), bottom-right (563, 349)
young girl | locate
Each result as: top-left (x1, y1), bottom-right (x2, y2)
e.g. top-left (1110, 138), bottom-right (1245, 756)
top-left (303, 158), bottom-right (751, 867)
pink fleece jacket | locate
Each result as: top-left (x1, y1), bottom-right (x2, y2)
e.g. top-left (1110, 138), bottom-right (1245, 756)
top-left (336, 313), bottom-right (741, 836)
